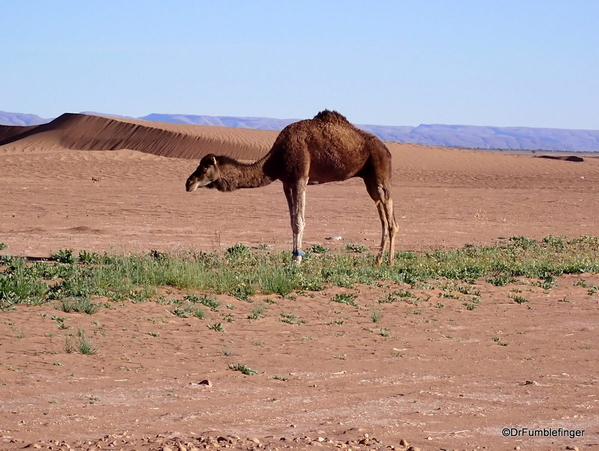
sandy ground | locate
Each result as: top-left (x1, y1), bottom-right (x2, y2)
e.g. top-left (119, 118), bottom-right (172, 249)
top-left (0, 115), bottom-right (598, 450)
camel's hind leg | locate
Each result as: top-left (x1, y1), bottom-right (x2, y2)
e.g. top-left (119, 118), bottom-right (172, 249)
top-left (283, 180), bottom-right (307, 264)
top-left (364, 179), bottom-right (398, 265)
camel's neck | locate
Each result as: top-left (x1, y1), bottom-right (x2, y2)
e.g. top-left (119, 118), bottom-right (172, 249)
top-left (212, 156), bottom-right (276, 192)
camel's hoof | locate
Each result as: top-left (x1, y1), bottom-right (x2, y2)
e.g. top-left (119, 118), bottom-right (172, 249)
top-left (292, 250), bottom-right (305, 265)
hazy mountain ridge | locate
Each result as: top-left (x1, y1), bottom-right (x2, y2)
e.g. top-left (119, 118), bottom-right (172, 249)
top-left (2, 110), bottom-right (598, 151)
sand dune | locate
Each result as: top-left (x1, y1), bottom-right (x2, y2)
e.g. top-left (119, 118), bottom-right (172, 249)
top-left (0, 113), bottom-right (276, 160)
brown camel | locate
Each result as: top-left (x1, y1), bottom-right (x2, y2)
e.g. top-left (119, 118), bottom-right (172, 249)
top-left (186, 110), bottom-right (398, 264)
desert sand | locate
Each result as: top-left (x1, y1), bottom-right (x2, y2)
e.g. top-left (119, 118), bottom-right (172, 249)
top-left (0, 114), bottom-right (598, 450)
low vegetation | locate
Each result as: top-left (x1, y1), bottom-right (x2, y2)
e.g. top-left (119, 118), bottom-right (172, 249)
top-left (1, 236), bottom-right (599, 311)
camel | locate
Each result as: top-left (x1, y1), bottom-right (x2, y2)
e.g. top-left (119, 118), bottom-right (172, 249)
top-left (186, 110), bottom-right (398, 264)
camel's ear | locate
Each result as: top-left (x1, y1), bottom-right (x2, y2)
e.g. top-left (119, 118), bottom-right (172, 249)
top-left (201, 155), bottom-right (217, 168)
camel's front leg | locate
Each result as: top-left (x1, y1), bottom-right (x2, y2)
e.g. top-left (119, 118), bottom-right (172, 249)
top-left (384, 197), bottom-right (399, 265)
top-left (284, 181), bottom-right (307, 264)
top-left (374, 200), bottom-right (390, 265)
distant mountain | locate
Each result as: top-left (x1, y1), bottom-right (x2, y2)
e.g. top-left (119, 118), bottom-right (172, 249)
top-left (141, 113), bottom-right (599, 152)
top-left (140, 113), bottom-right (296, 131)
top-left (2, 110), bottom-right (599, 151)
top-left (0, 111), bottom-right (49, 126)
top-left (359, 123), bottom-right (599, 152)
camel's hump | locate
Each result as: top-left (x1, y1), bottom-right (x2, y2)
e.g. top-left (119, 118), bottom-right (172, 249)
top-left (313, 110), bottom-right (350, 124)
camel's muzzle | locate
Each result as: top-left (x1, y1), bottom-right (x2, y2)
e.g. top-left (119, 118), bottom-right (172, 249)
top-left (186, 179), bottom-right (199, 192)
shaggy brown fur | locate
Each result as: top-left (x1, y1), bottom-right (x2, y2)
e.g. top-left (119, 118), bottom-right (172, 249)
top-left (186, 110), bottom-right (398, 264)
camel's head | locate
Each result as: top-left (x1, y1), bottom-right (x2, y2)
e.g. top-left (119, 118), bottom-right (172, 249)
top-left (186, 154), bottom-right (220, 192)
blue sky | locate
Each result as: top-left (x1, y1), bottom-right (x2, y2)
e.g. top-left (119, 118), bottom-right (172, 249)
top-left (2, 1), bottom-right (598, 129)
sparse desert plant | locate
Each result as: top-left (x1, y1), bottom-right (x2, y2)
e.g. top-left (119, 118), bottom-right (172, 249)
top-left (345, 242), bottom-right (368, 253)
top-left (309, 244), bottom-right (329, 254)
top-left (207, 322), bottom-right (225, 332)
top-left (65, 328), bottom-right (97, 355)
top-left (78, 250), bottom-right (100, 264)
top-left (280, 312), bottom-right (306, 324)
top-left (58, 297), bottom-right (100, 314)
top-left (378, 290), bottom-right (414, 303)
top-left (493, 336), bottom-right (509, 346)
top-left (487, 274), bottom-right (514, 287)
top-left (229, 285), bottom-right (255, 302)
top-left (0, 242), bottom-right (6, 251)
top-left (52, 249), bottom-right (76, 264)
top-left (247, 304), bottom-right (267, 320)
top-left (511, 295), bottom-right (529, 304)
top-left (331, 292), bottom-right (358, 306)
top-left (185, 293), bottom-right (220, 311)
top-left (228, 363), bottom-right (258, 375)
top-left (371, 309), bottom-right (381, 323)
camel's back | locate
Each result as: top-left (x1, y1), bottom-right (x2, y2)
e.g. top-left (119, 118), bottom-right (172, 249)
top-left (271, 111), bottom-right (389, 184)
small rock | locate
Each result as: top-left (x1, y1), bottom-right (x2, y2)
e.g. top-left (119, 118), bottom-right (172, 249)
top-left (399, 438), bottom-right (409, 447)
top-left (566, 446), bottom-right (580, 451)
top-left (248, 437), bottom-right (261, 444)
top-left (524, 380), bottom-right (539, 386)
top-left (162, 446), bottom-right (174, 451)
top-left (326, 236), bottom-right (343, 241)
top-left (407, 447), bottom-right (420, 451)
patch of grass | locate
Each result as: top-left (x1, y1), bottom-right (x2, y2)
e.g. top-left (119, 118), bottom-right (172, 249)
top-left (58, 297), bottom-right (100, 314)
top-left (228, 363), bottom-right (258, 375)
top-left (3, 236), bottom-right (599, 311)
